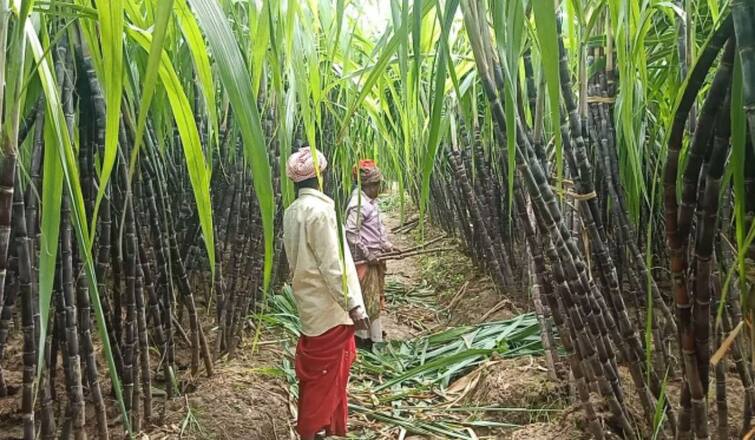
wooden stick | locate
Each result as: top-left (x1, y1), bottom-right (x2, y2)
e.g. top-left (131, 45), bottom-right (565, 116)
top-left (391, 217), bottom-right (419, 233)
top-left (354, 246), bottom-right (455, 265)
top-left (380, 236), bottom-right (447, 259)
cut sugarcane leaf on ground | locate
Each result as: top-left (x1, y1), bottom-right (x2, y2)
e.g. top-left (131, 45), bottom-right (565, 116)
top-left (263, 233), bottom-right (564, 438)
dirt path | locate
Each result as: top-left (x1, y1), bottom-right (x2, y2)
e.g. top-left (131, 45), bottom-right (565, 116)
top-left (379, 210), bottom-right (438, 341)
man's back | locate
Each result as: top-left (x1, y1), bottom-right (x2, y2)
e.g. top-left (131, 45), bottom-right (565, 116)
top-left (283, 188), bottom-right (363, 337)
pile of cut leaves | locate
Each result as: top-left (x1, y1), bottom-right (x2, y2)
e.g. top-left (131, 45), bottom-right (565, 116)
top-left (262, 285), bottom-right (554, 439)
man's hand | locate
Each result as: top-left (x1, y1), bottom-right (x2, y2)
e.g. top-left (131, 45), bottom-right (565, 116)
top-left (349, 306), bottom-right (370, 331)
top-left (366, 251), bottom-right (379, 266)
top-left (383, 242), bottom-right (398, 253)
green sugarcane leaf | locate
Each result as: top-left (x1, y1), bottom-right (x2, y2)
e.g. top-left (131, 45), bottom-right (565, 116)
top-left (375, 349), bottom-right (491, 391)
top-left (531, 0), bottom-right (562, 184)
top-left (394, 0), bottom-right (408, 100)
top-left (490, 0), bottom-right (524, 211)
top-left (330, 0), bottom-right (346, 60)
top-left (187, 0), bottom-right (275, 299)
top-left (651, 369), bottom-right (670, 439)
top-left (89, 0), bottom-right (124, 249)
top-left (249, 0), bottom-right (270, 96)
top-left (127, 25), bottom-right (215, 277)
top-left (175, 0), bottom-right (219, 149)
top-left (337, 0), bottom-right (436, 139)
top-left (645, 157), bottom-right (662, 378)
top-left (36, 111), bottom-right (63, 384)
top-left (412, 0), bottom-right (423, 89)
top-left (127, 0), bottom-right (175, 181)
top-left (730, 53), bottom-right (748, 307)
top-left (420, 0), bottom-right (457, 232)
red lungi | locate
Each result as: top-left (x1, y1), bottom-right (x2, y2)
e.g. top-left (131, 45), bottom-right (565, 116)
top-left (295, 325), bottom-right (356, 439)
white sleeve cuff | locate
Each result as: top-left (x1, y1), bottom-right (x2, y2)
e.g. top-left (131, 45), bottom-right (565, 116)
top-left (347, 294), bottom-right (364, 312)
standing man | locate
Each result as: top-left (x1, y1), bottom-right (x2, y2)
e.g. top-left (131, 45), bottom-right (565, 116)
top-left (345, 160), bottom-right (395, 350)
top-left (282, 146), bottom-right (369, 440)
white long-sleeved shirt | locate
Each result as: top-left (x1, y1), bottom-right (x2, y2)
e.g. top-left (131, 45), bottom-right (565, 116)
top-left (282, 188), bottom-right (365, 336)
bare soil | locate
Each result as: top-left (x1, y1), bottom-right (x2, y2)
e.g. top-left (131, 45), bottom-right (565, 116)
top-left (504, 405), bottom-right (588, 440)
top-left (464, 356), bottom-right (566, 425)
top-left (151, 335), bottom-right (291, 440)
top-left (0, 334), bottom-right (23, 440)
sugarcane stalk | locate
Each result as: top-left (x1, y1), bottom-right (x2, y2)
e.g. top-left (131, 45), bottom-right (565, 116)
top-left (694, 82), bottom-right (734, 407)
top-left (663, 16), bottom-right (734, 438)
top-left (378, 236), bottom-right (446, 258)
top-left (466, 135), bottom-right (514, 279)
top-left (461, 2), bottom-right (635, 435)
top-left (391, 217), bottom-right (419, 233)
top-left (14, 168), bottom-right (35, 440)
top-left (135, 243), bottom-right (152, 423)
top-left (225, 178), bottom-right (247, 355)
top-left (52, 262), bottom-right (64, 401)
top-left (234, 194), bottom-right (264, 352)
top-left (218, 172), bottom-right (240, 353)
top-left (111, 204), bottom-right (124, 348)
top-left (141, 150), bottom-right (175, 394)
top-left (38, 319), bottom-right (56, 440)
top-left (60, 194), bottom-right (87, 440)
top-left (731, 0), bottom-right (755, 148)
top-left (136, 216), bottom-right (166, 352)
top-left (0, 253), bottom-right (17, 396)
top-left (530, 250), bottom-right (559, 381)
top-left (76, 251), bottom-right (108, 439)
top-left (679, 40), bottom-right (736, 246)
top-left (554, 24), bottom-right (674, 427)
top-left (0, 103), bottom-right (42, 399)
top-left (58, 40), bottom-right (88, 439)
top-left (714, 297), bottom-right (728, 440)
top-left (0, 133), bottom-right (15, 400)
top-left (722, 300), bottom-right (755, 436)
top-left (589, 77), bottom-right (678, 340)
top-left (159, 155), bottom-right (213, 376)
top-left (449, 148), bottom-right (512, 290)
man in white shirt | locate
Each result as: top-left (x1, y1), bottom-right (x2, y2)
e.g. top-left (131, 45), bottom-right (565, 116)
top-left (282, 146), bottom-right (368, 440)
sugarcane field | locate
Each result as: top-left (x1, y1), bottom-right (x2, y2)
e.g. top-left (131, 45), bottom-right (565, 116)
top-left (1, 0), bottom-right (755, 439)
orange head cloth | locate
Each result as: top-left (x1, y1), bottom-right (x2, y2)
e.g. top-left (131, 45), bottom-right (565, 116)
top-left (352, 159), bottom-right (382, 184)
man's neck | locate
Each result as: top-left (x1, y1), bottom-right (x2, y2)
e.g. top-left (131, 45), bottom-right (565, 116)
top-left (298, 185), bottom-right (322, 195)
top-left (299, 187), bottom-right (333, 202)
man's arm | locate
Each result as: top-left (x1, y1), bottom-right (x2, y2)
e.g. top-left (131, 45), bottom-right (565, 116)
top-left (308, 209), bottom-right (365, 312)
